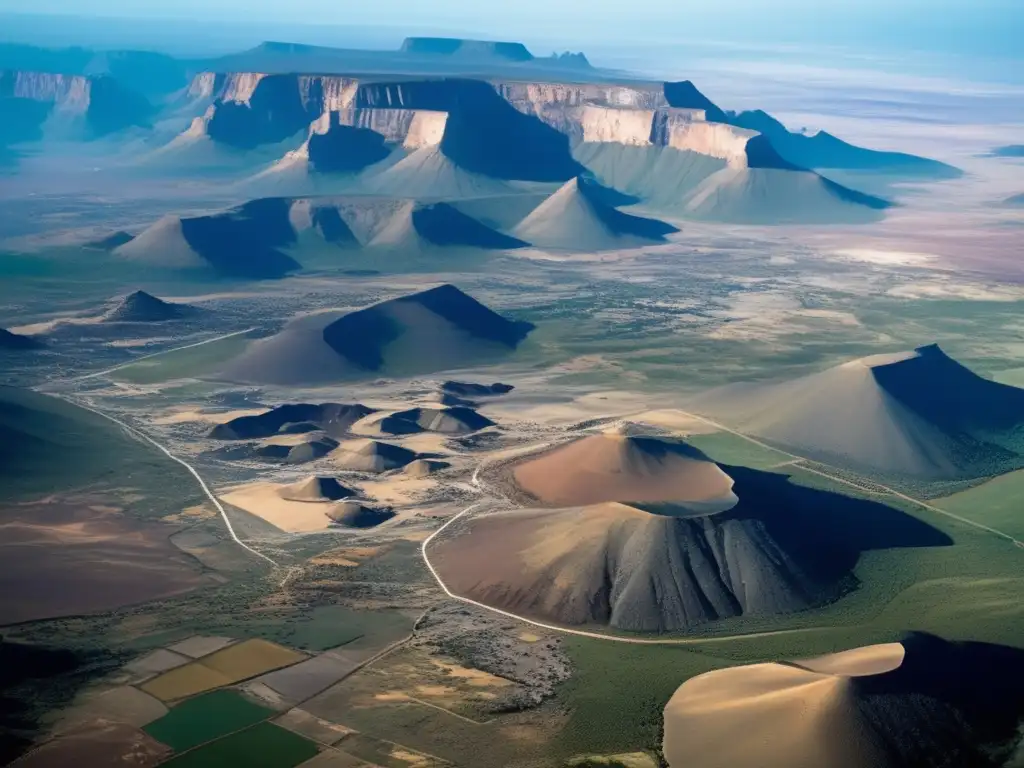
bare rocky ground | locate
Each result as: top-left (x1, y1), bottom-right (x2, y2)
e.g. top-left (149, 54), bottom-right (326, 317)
top-left (414, 601), bottom-right (572, 713)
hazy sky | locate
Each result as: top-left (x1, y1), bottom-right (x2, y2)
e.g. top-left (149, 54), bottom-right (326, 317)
top-left (1, 0), bottom-right (1021, 63)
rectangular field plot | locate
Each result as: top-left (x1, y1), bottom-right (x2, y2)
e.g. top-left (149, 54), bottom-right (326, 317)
top-left (273, 708), bottom-right (353, 745)
top-left (934, 468), bottom-right (1024, 541)
top-left (203, 639), bottom-right (308, 681)
top-left (144, 689), bottom-right (275, 752)
top-left (257, 653), bottom-right (361, 706)
top-left (142, 639), bottom-right (307, 702)
top-left (159, 722), bottom-right (319, 768)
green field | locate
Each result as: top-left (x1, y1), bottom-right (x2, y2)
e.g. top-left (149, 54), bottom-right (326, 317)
top-left (159, 722), bottom-right (320, 768)
top-left (144, 690), bottom-right (275, 752)
top-left (934, 468), bottom-right (1024, 541)
top-left (0, 386), bottom-right (196, 512)
top-left (109, 332), bottom-right (258, 384)
top-left (684, 430), bottom-right (794, 470)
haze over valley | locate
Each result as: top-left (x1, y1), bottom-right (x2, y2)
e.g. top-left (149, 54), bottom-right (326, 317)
top-left (2, 6), bottom-right (1023, 767)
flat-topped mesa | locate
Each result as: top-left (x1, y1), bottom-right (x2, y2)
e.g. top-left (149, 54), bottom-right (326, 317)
top-left (400, 37), bottom-right (534, 62)
top-left (1, 70), bottom-right (152, 136)
top-left (179, 73), bottom-right (752, 165)
top-left (3, 71), bottom-right (92, 110)
top-left (579, 105), bottom-right (778, 169)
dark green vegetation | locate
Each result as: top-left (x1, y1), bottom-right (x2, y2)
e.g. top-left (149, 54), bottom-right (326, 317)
top-left (108, 332), bottom-right (258, 384)
top-left (159, 722), bottom-right (319, 768)
top-left (935, 469), bottom-right (1024, 541)
top-left (145, 690), bottom-right (276, 752)
top-left (0, 386), bottom-right (194, 510)
top-left (0, 638), bottom-right (117, 764)
top-left (557, 641), bottom-right (727, 758)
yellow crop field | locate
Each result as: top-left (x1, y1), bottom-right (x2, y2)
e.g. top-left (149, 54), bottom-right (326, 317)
top-left (201, 639), bottom-right (307, 681)
top-left (141, 639), bottom-right (306, 702)
top-left (141, 664), bottom-right (234, 702)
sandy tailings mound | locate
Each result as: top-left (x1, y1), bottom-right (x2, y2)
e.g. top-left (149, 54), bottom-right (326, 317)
top-left (513, 434), bottom-right (736, 513)
top-left (432, 440), bottom-right (950, 632)
top-left (353, 406), bottom-right (492, 437)
top-left (682, 166), bottom-right (889, 224)
top-left (362, 145), bottom-right (515, 199)
top-left (392, 407), bottom-right (494, 435)
top-left (220, 284), bottom-right (534, 385)
top-left (209, 403), bottom-right (374, 439)
top-left (513, 176), bottom-right (677, 251)
top-left (327, 501), bottom-right (395, 528)
top-left (116, 199), bottom-right (301, 279)
top-left (103, 290), bottom-right (194, 323)
top-left (690, 344), bottom-right (1024, 482)
top-left (663, 633), bottom-right (1024, 768)
top-left (368, 200), bottom-right (527, 251)
top-left (404, 459), bottom-right (450, 477)
top-left (332, 439), bottom-right (417, 473)
top-left (574, 142), bottom-right (890, 225)
top-left (276, 476), bottom-right (354, 502)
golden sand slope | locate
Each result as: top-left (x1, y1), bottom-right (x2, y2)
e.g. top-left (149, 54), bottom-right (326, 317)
top-left (662, 643), bottom-right (904, 768)
top-left (512, 434), bottom-right (736, 511)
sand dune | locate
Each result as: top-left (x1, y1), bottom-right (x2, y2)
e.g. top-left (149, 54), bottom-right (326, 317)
top-left (115, 201), bottom-right (301, 279)
top-left (352, 406), bottom-right (492, 437)
top-left (120, 193), bottom-right (526, 277)
top-left (513, 176), bottom-right (677, 251)
top-left (683, 167), bottom-right (889, 224)
top-left (433, 453), bottom-right (949, 632)
top-left (209, 403), bottom-right (374, 439)
top-left (513, 435), bottom-right (737, 513)
top-left (332, 439), bottom-right (418, 473)
top-left (663, 633), bottom-right (1024, 768)
top-left (114, 215), bottom-right (206, 269)
top-left (254, 436), bottom-right (339, 464)
top-left (276, 476), bottom-right (354, 502)
top-left (368, 200), bottom-right (527, 251)
top-left (690, 344), bottom-right (1024, 481)
top-left (103, 290), bottom-right (194, 323)
top-left (362, 145), bottom-right (514, 199)
top-left (327, 501), bottom-right (395, 528)
top-left (391, 407), bottom-right (494, 435)
top-left (574, 142), bottom-right (890, 225)
top-left (220, 481), bottom-right (341, 533)
top-left (574, 143), bottom-right (730, 209)
top-left (221, 284), bottom-right (534, 385)
top-left (431, 499), bottom-right (833, 632)
top-left (404, 459), bottom-right (450, 477)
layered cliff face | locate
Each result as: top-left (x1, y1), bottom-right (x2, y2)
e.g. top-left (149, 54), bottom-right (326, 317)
top-left (154, 71), bottom-right (902, 224)
top-left (577, 106), bottom-right (782, 169)
top-left (187, 74), bottom-right (582, 182)
top-left (293, 108), bottom-right (447, 174)
top-left (0, 70), bottom-right (152, 138)
top-left (181, 73), bottom-right (784, 178)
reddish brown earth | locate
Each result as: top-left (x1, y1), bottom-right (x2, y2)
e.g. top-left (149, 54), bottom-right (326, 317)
top-left (0, 494), bottom-right (213, 625)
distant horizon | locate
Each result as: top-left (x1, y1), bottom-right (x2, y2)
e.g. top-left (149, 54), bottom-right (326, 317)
top-left (2, 1), bottom-right (1021, 60)
top-left (1, 3), bottom-right (1022, 88)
